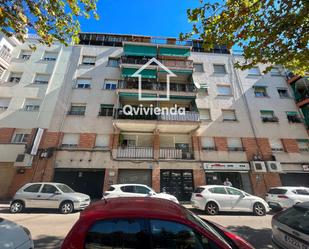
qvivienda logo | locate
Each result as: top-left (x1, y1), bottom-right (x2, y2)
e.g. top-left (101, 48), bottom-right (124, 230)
top-left (122, 104), bottom-right (186, 116)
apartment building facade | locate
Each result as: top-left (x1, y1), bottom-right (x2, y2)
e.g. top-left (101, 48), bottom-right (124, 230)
top-left (0, 33), bottom-right (308, 201)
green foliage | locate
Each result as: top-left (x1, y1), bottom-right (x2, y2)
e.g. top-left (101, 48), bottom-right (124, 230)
top-left (182, 0), bottom-right (309, 75)
top-left (0, 0), bottom-right (99, 46)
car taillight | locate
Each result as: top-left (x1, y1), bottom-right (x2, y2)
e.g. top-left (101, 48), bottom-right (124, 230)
top-left (195, 193), bottom-right (203, 197)
top-left (278, 195), bottom-right (289, 199)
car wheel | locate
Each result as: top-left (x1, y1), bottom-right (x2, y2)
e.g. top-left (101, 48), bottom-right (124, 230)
top-left (10, 200), bottom-right (24, 213)
top-left (59, 201), bottom-right (74, 214)
top-left (253, 202), bottom-right (266, 216)
top-left (205, 202), bottom-right (219, 215)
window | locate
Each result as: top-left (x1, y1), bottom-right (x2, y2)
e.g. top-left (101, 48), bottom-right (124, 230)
top-left (43, 52), bottom-right (58, 61)
top-left (201, 137), bottom-right (216, 150)
top-left (107, 57), bottom-right (119, 67)
top-left (248, 67), bottom-right (260, 76)
top-left (99, 104), bottom-right (113, 116)
top-left (20, 50), bottom-right (31, 60)
top-left (260, 110), bottom-right (278, 122)
top-left (9, 72), bottom-right (22, 83)
top-left (217, 85), bottom-right (232, 95)
top-left (226, 188), bottom-right (243, 196)
top-left (286, 111), bottom-right (302, 123)
top-left (0, 65), bottom-right (5, 79)
top-left (209, 187), bottom-right (227, 194)
top-left (82, 56), bottom-right (96, 65)
top-left (194, 187), bottom-right (205, 193)
top-left (12, 129), bottom-right (31, 143)
top-left (199, 109), bottom-right (211, 120)
top-left (85, 219), bottom-right (150, 249)
top-left (213, 64), bottom-right (227, 74)
top-left (227, 138), bottom-right (243, 151)
top-left (297, 140), bottom-right (309, 152)
top-left (24, 99), bottom-right (41, 111)
top-left (61, 133), bottom-right (79, 148)
top-left (68, 104), bottom-right (86, 115)
top-left (41, 184), bottom-right (58, 194)
top-left (0, 98), bottom-right (10, 111)
top-left (254, 86), bottom-right (268, 97)
top-left (222, 109), bottom-right (237, 121)
top-left (294, 189), bottom-right (309, 195)
top-left (76, 78), bottom-right (91, 89)
top-left (95, 134), bottom-right (109, 148)
top-left (267, 188), bottom-right (287, 195)
top-left (135, 186), bottom-right (150, 194)
top-left (193, 63), bottom-right (204, 72)
top-left (120, 185), bottom-right (135, 193)
top-left (278, 88), bottom-right (289, 98)
top-left (270, 139), bottom-right (284, 152)
top-left (103, 80), bottom-right (117, 90)
top-left (23, 184), bottom-right (42, 193)
top-left (34, 74), bottom-right (50, 84)
top-left (270, 67), bottom-right (281, 76)
top-left (150, 219), bottom-right (213, 249)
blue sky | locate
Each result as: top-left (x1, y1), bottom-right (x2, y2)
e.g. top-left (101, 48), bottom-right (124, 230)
top-left (78, 0), bottom-right (201, 37)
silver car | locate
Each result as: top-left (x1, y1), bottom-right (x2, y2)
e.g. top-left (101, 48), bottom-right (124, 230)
top-left (10, 182), bottom-right (90, 214)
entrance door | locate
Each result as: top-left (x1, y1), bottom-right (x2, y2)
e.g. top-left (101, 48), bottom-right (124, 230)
top-left (118, 169), bottom-right (152, 186)
top-left (54, 169), bottom-right (105, 200)
top-left (160, 170), bottom-right (194, 202)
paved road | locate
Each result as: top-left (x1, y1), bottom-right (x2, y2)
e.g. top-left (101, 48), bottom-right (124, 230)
top-left (0, 204), bottom-right (274, 249)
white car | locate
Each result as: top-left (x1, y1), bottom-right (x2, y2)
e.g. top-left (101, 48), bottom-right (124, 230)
top-left (266, 186), bottom-right (309, 210)
top-left (0, 218), bottom-right (34, 249)
top-left (191, 185), bottom-right (270, 216)
top-left (103, 184), bottom-right (179, 203)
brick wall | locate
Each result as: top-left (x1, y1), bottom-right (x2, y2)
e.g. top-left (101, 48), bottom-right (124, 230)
top-left (0, 128), bottom-right (15, 143)
top-left (250, 172), bottom-right (282, 197)
top-left (79, 133), bottom-right (96, 149)
top-left (256, 138), bottom-right (273, 160)
top-left (41, 131), bottom-right (63, 148)
top-left (193, 168), bottom-right (206, 187)
top-left (242, 137), bottom-right (259, 161)
top-left (282, 139), bottom-right (299, 153)
top-left (103, 168), bottom-right (118, 192)
top-left (192, 136), bottom-right (201, 160)
top-left (214, 137), bottom-right (228, 151)
top-left (153, 132), bottom-right (160, 160)
top-left (152, 166), bottom-right (160, 192)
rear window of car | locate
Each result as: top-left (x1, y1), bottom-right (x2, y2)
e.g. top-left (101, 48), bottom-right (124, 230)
top-left (194, 187), bottom-right (205, 193)
top-left (23, 184), bottom-right (41, 193)
top-left (276, 206), bottom-right (309, 235)
top-left (268, 188), bottom-right (287, 194)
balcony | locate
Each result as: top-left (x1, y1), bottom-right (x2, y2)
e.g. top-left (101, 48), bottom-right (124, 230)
top-left (287, 116), bottom-right (302, 123)
top-left (159, 147), bottom-right (194, 160)
top-left (117, 146), bottom-right (153, 159)
top-left (262, 117), bottom-right (279, 123)
top-left (0, 47), bottom-right (11, 64)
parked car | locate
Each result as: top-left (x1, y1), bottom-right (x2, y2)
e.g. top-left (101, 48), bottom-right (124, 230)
top-left (61, 197), bottom-right (254, 249)
top-left (266, 186), bottom-right (309, 210)
top-left (10, 182), bottom-right (90, 214)
top-left (191, 185), bottom-right (270, 216)
top-left (272, 202), bottom-right (309, 249)
top-left (103, 183), bottom-right (179, 203)
top-left (0, 218), bottom-right (34, 249)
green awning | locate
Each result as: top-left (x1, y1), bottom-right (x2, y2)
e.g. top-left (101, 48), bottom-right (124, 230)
top-left (297, 139), bottom-right (309, 142)
top-left (122, 68), bottom-right (157, 78)
top-left (159, 47), bottom-right (190, 57)
top-left (158, 69), bottom-right (193, 75)
top-left (159, 95), bottom-right (196, 100)
top-left (124, 44), bottom-right (157, 57)
top-left (260, 110), bottom-right (274, 114)
top-left (286, 111), bottom-right (298, 115)
top-left (100, 104), bottom-right (114, 108)
top-left (119, 92), bottom-right (156, 98)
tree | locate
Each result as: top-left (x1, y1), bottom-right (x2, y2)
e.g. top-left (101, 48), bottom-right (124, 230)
top-left (0, 0), bottom-right (99, 46)
top-left (182, 0), bottom-right (309, 75)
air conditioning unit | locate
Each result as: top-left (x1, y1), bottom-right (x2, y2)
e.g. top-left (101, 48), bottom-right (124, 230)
top-left (14, 154), bottom-right (33, 167)
top-left (266, 161), bottom-right (282, 172)
top-left (250, 161), bottom-right (267, 172)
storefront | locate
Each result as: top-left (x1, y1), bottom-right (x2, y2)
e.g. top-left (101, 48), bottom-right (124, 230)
top-left (280, 164), bottom-right (309, 187)
top-left (54, 168), bottom-right (105, 200)
top-left (160, 170), bottom-right (194, 202)
top-left (203, 163), bottom-right (253, 194)
top-left (118, 169), bottom-right (152, 186)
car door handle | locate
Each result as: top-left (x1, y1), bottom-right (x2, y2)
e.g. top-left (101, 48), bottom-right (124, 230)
top-left (37, 195), bottom-right (41, 197)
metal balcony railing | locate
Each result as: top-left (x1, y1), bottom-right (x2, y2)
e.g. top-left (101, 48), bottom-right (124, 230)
top-left (0, 47), bottom-right (11, 62)
top-left (159, 147), bottom-right (194, 160)
top-left (117, 146), bottom-right (153, 158)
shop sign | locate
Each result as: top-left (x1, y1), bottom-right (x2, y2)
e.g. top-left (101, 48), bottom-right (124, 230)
top-left (203, 163), bottom-right (250, 171)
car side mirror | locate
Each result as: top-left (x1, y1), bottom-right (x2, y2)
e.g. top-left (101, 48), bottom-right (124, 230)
top-left (240, 193), bottom-right (246, 198)
top-left (54, 191), bottom-right (61, 195)
top-left (148, 191), bottom-right (155, 196)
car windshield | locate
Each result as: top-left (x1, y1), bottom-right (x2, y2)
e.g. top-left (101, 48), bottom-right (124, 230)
top-left (276, 206), bottom-right (309, 235)
top-left (56, 184), bottom-right (75, 193)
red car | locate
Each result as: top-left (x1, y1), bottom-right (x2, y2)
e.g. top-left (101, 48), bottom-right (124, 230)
top-left (61, 197), bottom-right (254, 249)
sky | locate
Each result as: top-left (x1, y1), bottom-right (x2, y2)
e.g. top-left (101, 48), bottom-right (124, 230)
top-left (78, 0), bottom-right (201, 38)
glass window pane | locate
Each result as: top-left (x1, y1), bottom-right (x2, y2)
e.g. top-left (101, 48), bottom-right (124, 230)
top-left (24, 184), bottom-right (42, 193)
top-left (41, 184), bottom-right (58, 193)
top-left (213, 65), bottom-right (226, 74)
top-left (217, 86), bottom-right (231, 95)
top-left (226, 188), bottom-right (242, 195)
top-left (209, 187), bottom-right (227, 194)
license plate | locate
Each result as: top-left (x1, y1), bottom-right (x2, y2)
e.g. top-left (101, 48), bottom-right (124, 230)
top-left (281, 233), bottom-right (309, 249)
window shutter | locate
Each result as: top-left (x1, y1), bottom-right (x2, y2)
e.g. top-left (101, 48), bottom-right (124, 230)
top-left (222, 110), bottom-right (236, 120)
top-left (62, 134), bottom-right (79, 145)
top-left (270, 139), bottom-right (283, 150)
top-left (199, 109), bottom-right (211, 120)
top-left (95, 135), bottom-right (109, 147)
top-left (201, 137), bottom-right (215, 148)
top-left (0, 98), bottom-right (10, 108)
top-left (213, 65), bottom-right (226, 74)
top-left (227, 138), bottom-right (242, 148)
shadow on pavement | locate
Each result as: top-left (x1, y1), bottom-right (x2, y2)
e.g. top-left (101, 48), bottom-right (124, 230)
top-left (187, 207), bottom-right (277, 216)
top-left (0, 207), bottom-right (80, 215)
top-left (34, 235), bottom-right (64, 249)
top-left (226, 225), bottom-right (273, 249)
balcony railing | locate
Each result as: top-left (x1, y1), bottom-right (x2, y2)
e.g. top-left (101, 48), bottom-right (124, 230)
top-left (159, 147), bottom-right (194, 160)
top-left (118, 80), bottom-right (196, 92)
top-left (287, 116), bottom-right (302, 123)
top-left (114, 109), bottom-right (200, 122)
top-left (262, 117), bottom-right (279, 123)
top-left (67, 110), bottom-right (85, 116)
top-left (120, 56), bottom-right (193, 69)
top-left (0, 47), bottom-right (11, 63)
top-left (117, 146), bottom-right (153, 158)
